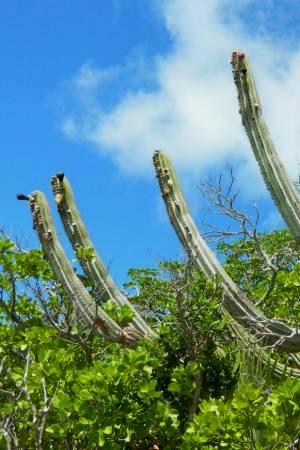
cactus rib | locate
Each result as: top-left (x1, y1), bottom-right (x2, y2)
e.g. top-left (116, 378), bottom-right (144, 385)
top-left (28, 191), bottom-right (140, 346)
top-left (231, 51), bottom-right (300, 242)
top-left (51, 174), bottom-right (154, 338)
top-left (153, 150), bottom-right (300, 353)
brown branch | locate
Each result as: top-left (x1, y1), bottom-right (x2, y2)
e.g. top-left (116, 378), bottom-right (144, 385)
top-left (188, 371), bottom-right (204, 422)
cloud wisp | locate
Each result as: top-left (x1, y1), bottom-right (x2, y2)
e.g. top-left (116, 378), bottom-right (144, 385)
top-left (59, 0), bottom-right (300, 194)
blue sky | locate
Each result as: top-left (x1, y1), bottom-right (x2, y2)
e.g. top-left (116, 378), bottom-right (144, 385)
top-left (1, 0), bottom-right (300, 286)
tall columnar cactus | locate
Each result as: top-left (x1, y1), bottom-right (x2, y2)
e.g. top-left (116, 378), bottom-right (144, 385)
top-left (29, 192), bottom-right (123, 342)
top-left (153, 151), bottom-right (300, 353)
top-left (231, 51), bottom-right (300, 242)
top-left (51, 173), bottom-right (153, 337)
top-left (153, 51), bottom-right (300, 354)
top-left (19, 51), bottom-right (299, 377)
top-left (27, 189), bottom-right (155, 346)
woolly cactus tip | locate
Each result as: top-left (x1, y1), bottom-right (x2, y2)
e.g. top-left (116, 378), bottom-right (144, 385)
top-left (16, 193), bottom-right (29, 201)
top-left (237, 51), bottom-right (245, 59)
top-left (56, 172), bottom-right (65, 182)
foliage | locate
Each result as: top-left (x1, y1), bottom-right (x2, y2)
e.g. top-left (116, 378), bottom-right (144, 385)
top-left (0, 230), bottom-right (299, 448)
top-left (218, 229), bottom-right (300, 322)
top-left (0, 333), bottom-right (179, 449)
top-left (183, 380), bottom-right (300, 449)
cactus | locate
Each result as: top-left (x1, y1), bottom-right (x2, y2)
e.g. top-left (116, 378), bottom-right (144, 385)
top-left (51, 172), bottom-right (153, 337)
top-left (153, 52), bottom-right (300, 358)
top-left (153, 151), bottom-right (300, 353)
top-left (19, 51), bottom-right (299, 377)
top-left (27, 191), bottom-right (153, 346)
top-left (231, 51), bottom-right (300, 242)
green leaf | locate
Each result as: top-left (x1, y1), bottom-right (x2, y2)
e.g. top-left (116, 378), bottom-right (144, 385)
top-left (168, 382), bottom-right (180, 393)
top-left (103, 426), bottom-right (112, 435)
top-left (79, 417), bottom-right (94, 425)
top-left (46, 424), bottom-right (64, 435)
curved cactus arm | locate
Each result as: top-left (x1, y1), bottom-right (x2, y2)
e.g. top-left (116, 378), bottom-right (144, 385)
top-left (231, 51), bottom-right (300, 243)
top-left (153, 150), bottom-right (300, 353)
top-left (28, 191), bottom-right (140, 346)
top-left (50, 174), bottom-right (154, 338)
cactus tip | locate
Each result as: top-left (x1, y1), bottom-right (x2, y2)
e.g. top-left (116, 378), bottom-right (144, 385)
top-left (56, 172), bottom-right (65, 182)
top-left (237, 51), bottom-right (245, 59)
top-left (16, 193), bottom-right (29, 201)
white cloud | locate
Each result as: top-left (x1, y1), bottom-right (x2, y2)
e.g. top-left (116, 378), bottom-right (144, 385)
top-left (60, 0), bottom-right (300, 194)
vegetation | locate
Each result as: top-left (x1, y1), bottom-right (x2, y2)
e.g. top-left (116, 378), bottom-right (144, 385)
top-left (0, 227), bottom-right (299, 449)
top-left (1, 51), bottom-right (300, 448)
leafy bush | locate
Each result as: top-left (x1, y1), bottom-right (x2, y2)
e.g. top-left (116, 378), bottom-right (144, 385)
top-left (0, 231), bottom-right (299, 448)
